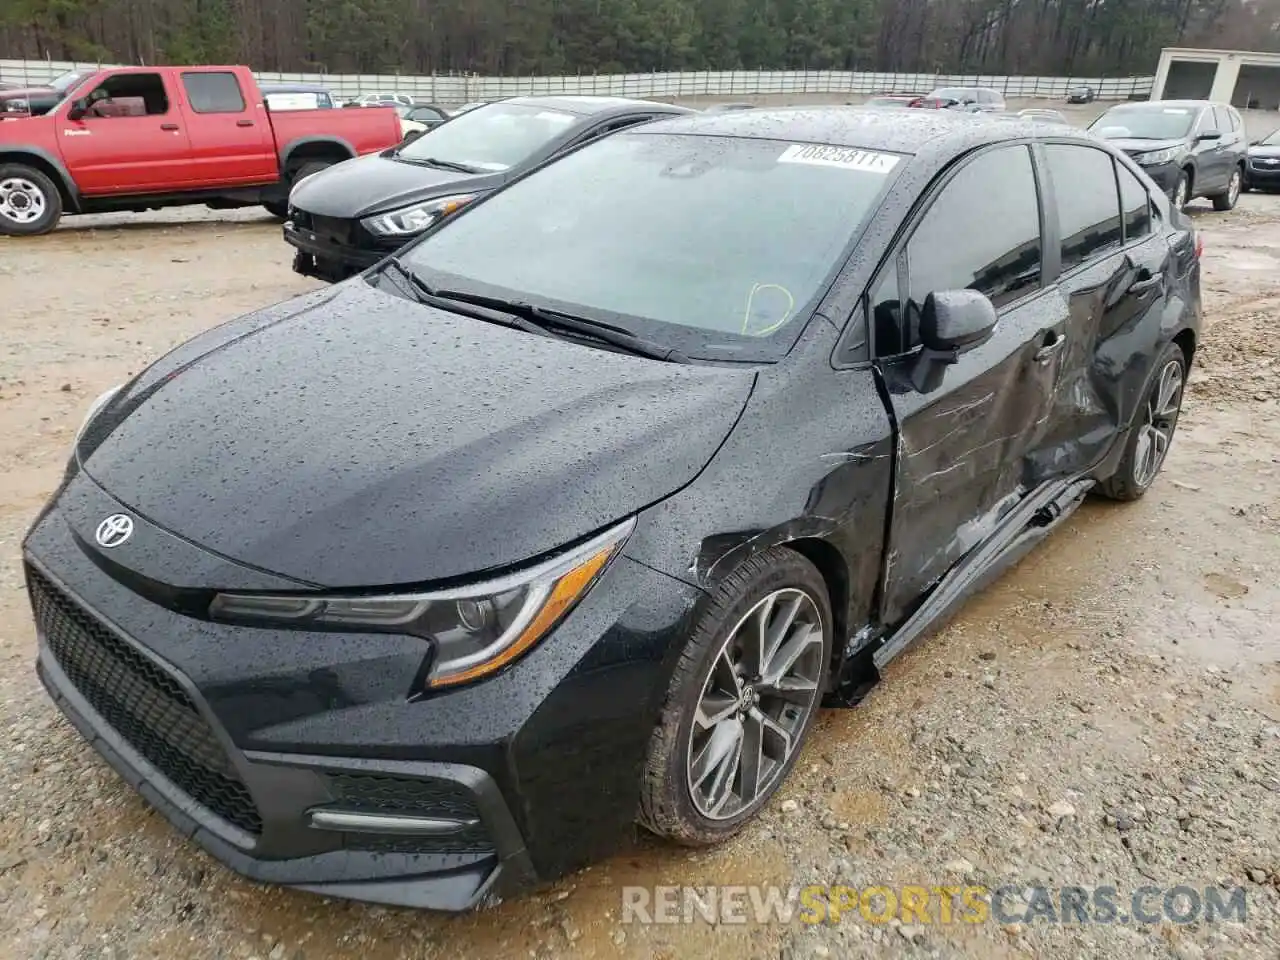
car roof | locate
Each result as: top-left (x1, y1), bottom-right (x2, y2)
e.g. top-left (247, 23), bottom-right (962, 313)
top-left (502, 95), bottom-right (690, 117)
top-left (632, 105), bottom-right (1072, 154)
top-left (1112, 99), bottom-right (1215, 110)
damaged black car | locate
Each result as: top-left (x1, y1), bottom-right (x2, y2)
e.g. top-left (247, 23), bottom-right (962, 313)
top-left (24, 107), bottom-right (1201, 911)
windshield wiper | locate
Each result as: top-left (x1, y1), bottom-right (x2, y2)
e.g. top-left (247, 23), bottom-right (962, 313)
top-left (380, 259), bottom-right (547, 334)
top-left (410, 156), bottom-right (484, 174)
top-left (421, 287), bottom-right (690, 363)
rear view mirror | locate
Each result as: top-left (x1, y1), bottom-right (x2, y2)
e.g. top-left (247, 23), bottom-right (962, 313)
top-left (1195, 130), bottom-right (1222, 142)
top-left (912, 289), bottom-right (998, 393)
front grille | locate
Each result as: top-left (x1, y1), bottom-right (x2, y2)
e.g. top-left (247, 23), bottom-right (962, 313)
top-left (28, 567), bottom-right (262, 836)
top-left (325, 772), bottom-right (494, 855)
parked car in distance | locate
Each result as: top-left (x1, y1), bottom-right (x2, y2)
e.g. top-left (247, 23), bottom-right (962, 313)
top-left (1066, 84), bottom-right (1096, 104)
top-left (1243, 128), bottom-right (1280, 191)
top-left (261, 83), bottom-right (336, 110)
top-left (285, 95), bottom-right (691, 281)
top-left (1088, 99), bottom-right (1246, 210)
top-left (703, 102), bottom-right (755, 113)
top-left (0, 68), bottom-right (98, 116)
top-left (912, 86), bottom-right (1005, 112)
top-left (865, 94), bottom-right (922, 108)
top-left (1018, 108), bottom-right (1069, 125)
top-left (350, 91), bottom-right (416, 107)
top-left (0, 64), bottom-right (402, 235)
top-left (26, 106), bottom-right (1201, 912)
top-left (396, 103), bottom-right (450, 140)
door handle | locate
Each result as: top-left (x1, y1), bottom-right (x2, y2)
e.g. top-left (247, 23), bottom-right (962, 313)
top-left (1034, 332), bottom-right (1067, 363)
top-left (160, 122), bottom-right (179, 131)
top-left (236, 119), bottom-right (254, 127)
top-left (1128, 271), bottom-right (1164, 294)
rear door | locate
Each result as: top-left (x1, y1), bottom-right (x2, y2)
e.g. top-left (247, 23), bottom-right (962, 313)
top-left (1191, 107), bottom-right (1227, 193)
top-left (178, 70), bottom-right (277, 186)
top-left (54, 70), bottom-right (193, 194)
top-left (873, 143), bottom-right (1069, 623)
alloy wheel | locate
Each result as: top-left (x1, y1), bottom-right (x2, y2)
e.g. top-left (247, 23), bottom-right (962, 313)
top-left (686, 588), bottom-right (825, 820)
top-left (1228, 170), bottom-right (1241, 206)
top-left (1133, 359), bottom-right (1184, 488)
top-left (0, 177), bottom-right (46, 226)
top-left (1174, 178), bottom-right (1188, 209)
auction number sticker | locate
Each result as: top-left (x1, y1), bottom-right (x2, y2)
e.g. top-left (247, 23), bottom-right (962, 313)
top-left (777, 144), bottom-right (899, 173)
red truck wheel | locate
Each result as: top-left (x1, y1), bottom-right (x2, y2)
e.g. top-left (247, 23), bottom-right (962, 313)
top-left (0, 164), bottom-right (63, 236)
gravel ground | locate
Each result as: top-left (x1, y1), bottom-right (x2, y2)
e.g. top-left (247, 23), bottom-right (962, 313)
top-left (0, 157), bottom-right (1278, 959)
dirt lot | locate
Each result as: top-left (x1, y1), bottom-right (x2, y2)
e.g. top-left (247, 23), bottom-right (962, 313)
top-left (1, 160), bottom-right (1279, 959)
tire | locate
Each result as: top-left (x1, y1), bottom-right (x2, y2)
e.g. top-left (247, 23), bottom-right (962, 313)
top-left (1172, 170), bottom-right (1191, 209)
top-left (262, 160), bottom-right (334, 219)
top-left (0, 163), bottom-right (63, 236)
top-left (1212, 165), bottom-right (1243, 211)
top-left (1096, 341), bottom-right (1188, 502)
top-left (639, 547), bottom-right (833, 845)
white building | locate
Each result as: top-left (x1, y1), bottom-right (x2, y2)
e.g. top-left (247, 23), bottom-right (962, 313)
top-left (1153, 47), bottom-right (1280, 108)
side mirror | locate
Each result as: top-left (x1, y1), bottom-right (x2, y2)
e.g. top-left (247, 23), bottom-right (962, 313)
top-left (67, 99), bottom-right (88, 121)
top-left (1195, 130), bottom-right (1222, 142)
top-left (911, 289), bottom-right (998, 393)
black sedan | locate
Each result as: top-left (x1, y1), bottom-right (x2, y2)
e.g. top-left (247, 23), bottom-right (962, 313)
top-left (1244, 127), bottom-right (1280, 190)
top-left (1088, 99), bottom-right (1246, 210)
top-left (26, 107), bottom-right (1201, 911)
top-left (284, 95), bottom-right (690, 282)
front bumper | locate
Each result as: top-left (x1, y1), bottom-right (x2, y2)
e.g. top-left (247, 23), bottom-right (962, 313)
top-left (1132, 159), bottom-right (1180, 196)
top-left (24, 481), bottom-right (701, 909)
top-left (283, 215), bottom-right (399, 282)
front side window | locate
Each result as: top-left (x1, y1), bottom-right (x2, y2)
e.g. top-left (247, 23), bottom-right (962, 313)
top-left (183, 72), bottom-right (246, 114)
top-left (400, 133), bottom-right (903, 361)
top-left (906, 144), bottom-right (1042, 315)
top-left (1043, 144), bottom-right (1122, 271)
top-left (397, 101), bottom-right (580, 173)
top-left (81, 73), bottom-right (169, 117)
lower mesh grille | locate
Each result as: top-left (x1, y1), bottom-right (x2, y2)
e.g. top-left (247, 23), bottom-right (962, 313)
top-left (28, 567), bottom-right (263, 836)
top-left (325, 772), bottom-right (494, 855)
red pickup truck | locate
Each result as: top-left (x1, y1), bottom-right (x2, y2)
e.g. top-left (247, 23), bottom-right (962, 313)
top-left (0, 64), bottom-right (402, 235)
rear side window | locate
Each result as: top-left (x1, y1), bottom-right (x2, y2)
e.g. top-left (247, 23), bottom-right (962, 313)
top-left (1043, 144), bottom-right (1123, 271)
top-left (906, 144), bottom-right (1042, 312)
top-left (183, 72), bottom-right (246, 113)
top-left (1117, 164), bottom-right (1152, 242)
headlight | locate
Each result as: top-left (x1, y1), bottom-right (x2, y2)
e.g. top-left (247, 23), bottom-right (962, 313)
top-left (74, 384), bottom-right (124, 446)
top-left (361, 193), bottom-right (477, 237)
top-left (208, 517), bottom-right (635, 689)
top-left (1135, 148), bottom-right (1178, 166)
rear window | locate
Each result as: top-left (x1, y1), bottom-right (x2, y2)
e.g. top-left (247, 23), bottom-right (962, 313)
top-left (402, 133), bottom-right (903, 361)
top-left (183, 72), bottom-right (246, 114)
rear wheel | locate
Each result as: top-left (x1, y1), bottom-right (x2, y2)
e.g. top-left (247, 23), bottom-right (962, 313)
top-left (1096, 341), bottom-right (1187, 501)
top-left (639, 548), bottom-right (832, 845)
top-left (1212, 166), bottom-right (1243, 211)
top-left (0, 164), bottom-right (62, 236)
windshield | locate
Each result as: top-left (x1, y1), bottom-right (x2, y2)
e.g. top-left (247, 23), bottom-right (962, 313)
top-left (1090, 106), bottom-right (1195, 140)
top-left (1261, 128), bottom-right (1280, 145)
top-left (50, 70), bottom-right (91, 92)
top-left (398, 132), bottom-right (902, 361)
top-left (397, 102), bottom-right (578, 172)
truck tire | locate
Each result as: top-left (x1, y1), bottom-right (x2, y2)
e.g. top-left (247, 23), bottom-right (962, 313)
top-left (262, 160), bottom-right (335, 220)
top-left (0, 164), bottom-right (63, 236)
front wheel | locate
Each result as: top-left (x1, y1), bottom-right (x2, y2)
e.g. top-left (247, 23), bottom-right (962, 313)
top-left (1096, 341), bottom-right (1187, 501)
top-left (0, 164), bottom-right (63, 236)
top-left (1212, 166), bottom-right (1243, 211)
top-left (1172, 171), bottom-right (1191, 210)
top-left (639, 548), bottom-right (832, 845)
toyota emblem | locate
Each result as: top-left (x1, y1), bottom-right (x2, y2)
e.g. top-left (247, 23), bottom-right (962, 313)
top-left (95, 514), bottom-right (134, 548)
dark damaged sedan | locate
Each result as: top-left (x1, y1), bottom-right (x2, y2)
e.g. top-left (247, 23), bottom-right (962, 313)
top-left (25, 107), bottom-right (1201, 911)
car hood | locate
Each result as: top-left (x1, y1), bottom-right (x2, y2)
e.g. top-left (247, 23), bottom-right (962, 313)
top-left (288, 151), bottom-right (507, 218)
top-left (1248, 143), bottom-right (1280, 158)
top-left (1096, 136), bottom-right (1186, 155)
top-left (77, 281), bottom-right (755, 588)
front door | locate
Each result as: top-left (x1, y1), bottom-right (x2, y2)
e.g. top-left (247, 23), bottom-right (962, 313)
top-left (56, 71), bottom-right (193, 194)
top-left (872, 143), bottom-right (1069, 624)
